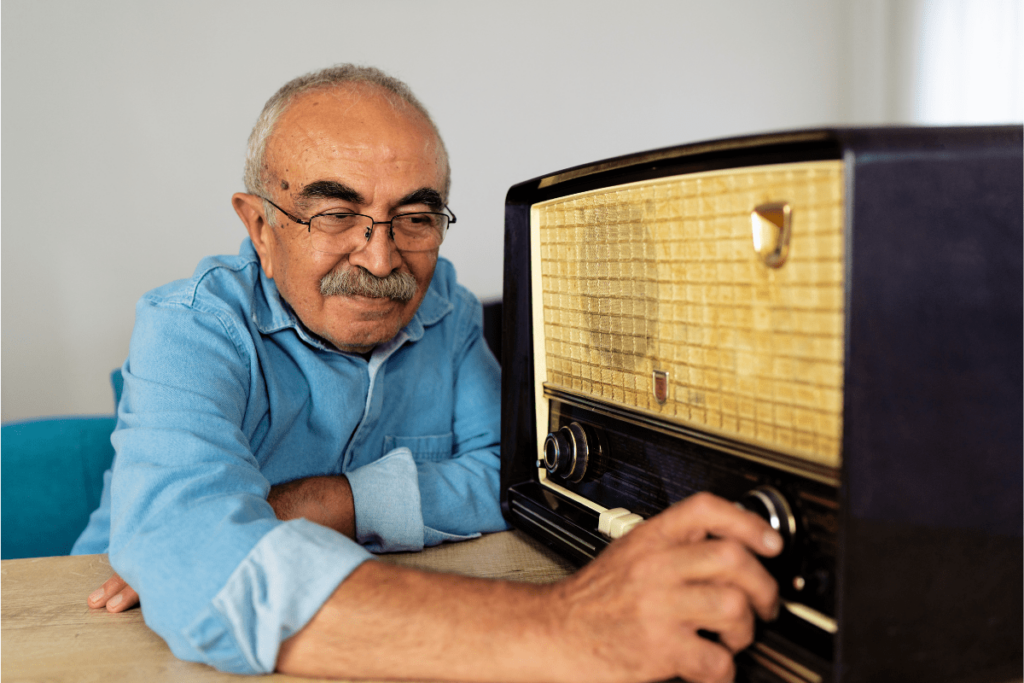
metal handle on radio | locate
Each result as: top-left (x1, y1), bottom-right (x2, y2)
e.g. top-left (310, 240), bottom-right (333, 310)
top-left (751, 202), bottom-right (792, 268)
top-left (542, 422), bottom-right (591, 483)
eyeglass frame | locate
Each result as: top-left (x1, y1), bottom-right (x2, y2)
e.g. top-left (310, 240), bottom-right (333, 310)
top-left (257, 195), bottom-right (456, 252)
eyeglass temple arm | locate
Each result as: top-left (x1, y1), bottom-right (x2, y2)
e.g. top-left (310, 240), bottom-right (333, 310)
top-left (260, 196), bottom-right (310, 227)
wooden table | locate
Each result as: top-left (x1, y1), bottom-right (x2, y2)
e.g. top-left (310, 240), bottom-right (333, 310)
top-left (1, 530), bottom-right (575, 682)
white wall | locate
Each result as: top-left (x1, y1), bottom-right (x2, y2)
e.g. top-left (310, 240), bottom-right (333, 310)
top-left (2, 0), bottom-right (1018, 421)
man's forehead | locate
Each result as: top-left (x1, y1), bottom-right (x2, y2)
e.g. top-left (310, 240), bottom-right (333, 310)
top-left (272, 85), bottom-right (435, 154)
top-left (266, 85), bottom-right (444, 196)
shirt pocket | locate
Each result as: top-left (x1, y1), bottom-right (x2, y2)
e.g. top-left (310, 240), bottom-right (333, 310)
top-left (382, 432), bottom-right (454, 463)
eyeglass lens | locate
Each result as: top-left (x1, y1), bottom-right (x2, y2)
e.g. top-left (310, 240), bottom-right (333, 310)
top-left (309, 213), bottom-right (448, 253)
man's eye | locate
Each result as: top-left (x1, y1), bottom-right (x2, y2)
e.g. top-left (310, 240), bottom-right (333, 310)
top-left (404, 214), bottom-right (435, 226)
top-left (315, 214), bottom-right (364, 231)
top-left (322, 213), bottom-right (359, 223)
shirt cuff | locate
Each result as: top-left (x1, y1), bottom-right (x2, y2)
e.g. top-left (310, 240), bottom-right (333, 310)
top-left (424, 526), bottom-right (481, 546)
top-left (346, 447), bottom-right (425, 553)
top-left (183, 519), bottom-right (372, 674)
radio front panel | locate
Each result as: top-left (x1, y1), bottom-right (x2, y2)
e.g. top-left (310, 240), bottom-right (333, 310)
top-left (530, 162), bottom-right (845, 476)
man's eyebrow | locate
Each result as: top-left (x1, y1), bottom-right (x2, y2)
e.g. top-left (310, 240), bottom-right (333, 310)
top-left (396, 188), bottom-right (444, 212)
top-left (296, 181), bottom-right (365, 207)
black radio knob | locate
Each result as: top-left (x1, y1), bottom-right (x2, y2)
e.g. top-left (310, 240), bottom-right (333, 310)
top-left (542, 431), bottom-right (571, 476)
top-left (542, 422), bottom-right (591, 483)
top-left (738, 486), bottom-right (796, 550)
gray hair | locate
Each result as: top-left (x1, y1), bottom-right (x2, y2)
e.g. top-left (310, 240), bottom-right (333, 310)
top-left (320, 266), bottom-right (417, 301)
top-left (243, 64), bottom-right (450, 224)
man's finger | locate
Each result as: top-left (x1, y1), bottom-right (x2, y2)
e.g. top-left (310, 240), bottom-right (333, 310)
top-left (672, 583), bottom-right (757, 654)
top-left (106, 585), bottom-right (140, 612)
top-left (652, 492), bottom-right (784, 558)
top-left (670, 631), bottom-right (737, 683)
top-left (87, 573), bottom-right (126, 607)
top-left (672, 539), bottom-right (780, 622)
top-left (622, 539), bottom-right (778, 627)
top-left (87, 572), bottom-right (140, 611)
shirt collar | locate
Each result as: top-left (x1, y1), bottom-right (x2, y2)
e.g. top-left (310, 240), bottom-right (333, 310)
top-left (243, 239), bottom-right (454, 353)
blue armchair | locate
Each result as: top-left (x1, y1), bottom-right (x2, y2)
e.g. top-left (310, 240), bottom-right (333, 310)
top-left (1, 372), bottom-right (120, 559)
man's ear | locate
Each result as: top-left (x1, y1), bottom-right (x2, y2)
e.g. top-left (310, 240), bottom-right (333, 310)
top-left (232, 193), bottom-right (275, 279)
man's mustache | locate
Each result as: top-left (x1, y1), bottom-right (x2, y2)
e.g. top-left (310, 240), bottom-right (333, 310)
top-left (320, 267), bottom-right (417, 302)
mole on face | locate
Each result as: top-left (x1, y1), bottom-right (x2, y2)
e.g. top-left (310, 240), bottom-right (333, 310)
top-left (280, 179), bottom-right (290, 191)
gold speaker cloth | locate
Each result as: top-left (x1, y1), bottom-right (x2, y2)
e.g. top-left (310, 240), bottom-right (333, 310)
top-left (533, 161), bottom-right (844, 468)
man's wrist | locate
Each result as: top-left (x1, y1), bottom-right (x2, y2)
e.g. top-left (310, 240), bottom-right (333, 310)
top-left (267, 475), bottom-right (356, 539)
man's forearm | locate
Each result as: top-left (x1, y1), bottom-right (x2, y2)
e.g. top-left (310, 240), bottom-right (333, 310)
top-left (278, 561), bottom-right (559, 682)
top-left (267, 475), bottom-right (356, 539)
top-left (277, 493), bottom-right (784, 683)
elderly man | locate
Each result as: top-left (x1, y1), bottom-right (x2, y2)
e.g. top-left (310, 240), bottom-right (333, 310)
top-left (74, 65), bottom-right (781, 683)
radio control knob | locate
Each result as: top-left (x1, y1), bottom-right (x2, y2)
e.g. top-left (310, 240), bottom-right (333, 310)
top-left (542, 422), bottom-right (592, 483)
top-left (738, 486), bottom-right (796, 550)
top-left (542, 431), bottom-right (571, 476)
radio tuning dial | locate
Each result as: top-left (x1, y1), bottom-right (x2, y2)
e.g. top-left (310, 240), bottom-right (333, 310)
top-left (738, 486), bottom-right (796, 550)
top-left (542, 431), bottom-right (570, 475)
top-left (542, 422), bottom-right (592, 483)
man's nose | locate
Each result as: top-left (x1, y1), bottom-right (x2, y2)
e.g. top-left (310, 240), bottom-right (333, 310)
top-left (349, 222), bottom-right (402, 277)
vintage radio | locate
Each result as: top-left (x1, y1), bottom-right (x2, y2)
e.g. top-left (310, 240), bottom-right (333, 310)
top-left (500, 127), bottom-right (1022, 683)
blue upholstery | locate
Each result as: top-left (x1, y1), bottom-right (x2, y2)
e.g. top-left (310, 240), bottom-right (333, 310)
top-left (111, 366), bottom-right (124, 406)
top-left (0, 370), bottom-right (120, 559)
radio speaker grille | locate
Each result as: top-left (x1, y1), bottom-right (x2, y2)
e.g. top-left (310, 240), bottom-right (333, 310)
top-left (534, 161), bottom-right (844, 467)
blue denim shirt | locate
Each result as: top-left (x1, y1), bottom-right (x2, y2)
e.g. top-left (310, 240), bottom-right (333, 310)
top-left (71, 239), bottom-right (507, 674)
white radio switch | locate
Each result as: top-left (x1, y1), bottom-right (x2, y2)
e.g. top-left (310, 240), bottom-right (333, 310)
top-left (598, 508), bottom-right (632, 536)
top-left (608, 513), bottom-right (645, 539)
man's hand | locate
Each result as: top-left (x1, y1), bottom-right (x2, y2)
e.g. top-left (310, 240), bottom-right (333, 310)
top-left (88, 475), bottom-right (356, 612)
top-left (548, 492), bottom-right (782, 683)
top-left (88, 572), bottom-right (139, 613)
top-left (277, 491), bottom-right (782, 683)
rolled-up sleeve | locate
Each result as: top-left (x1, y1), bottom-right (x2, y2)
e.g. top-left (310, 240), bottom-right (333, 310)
top-left (184, 519), bottom-right (371, 673)
top-left (347, 446), bottom-right (427, 553)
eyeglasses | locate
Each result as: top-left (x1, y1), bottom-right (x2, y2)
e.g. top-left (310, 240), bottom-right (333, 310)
top-left (259, 196), bottom-right (455, 253)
